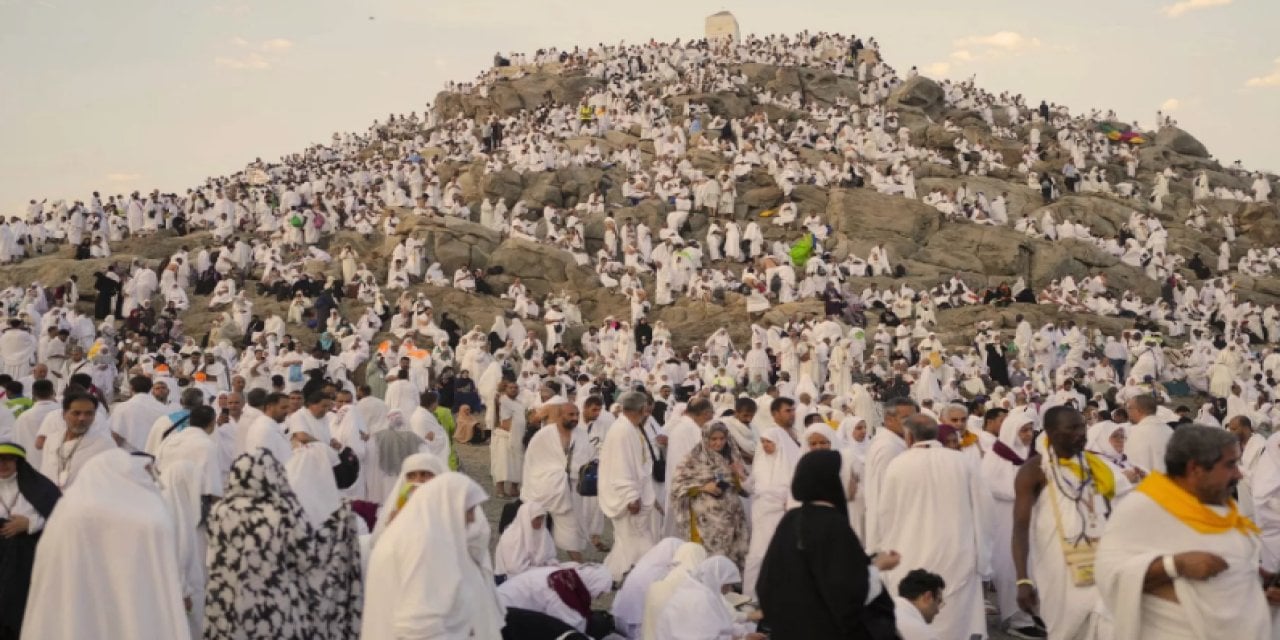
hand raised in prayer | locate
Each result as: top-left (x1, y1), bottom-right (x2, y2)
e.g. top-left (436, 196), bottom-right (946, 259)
top-left (1175, 551), bottom-right (1229, 580)
top-left (702, 481), bottom-right (723, 497)
top-left (0, 515), bottom-right (29, 538)
top-left (1267, 586), bottom-right (1280, 607)
top-left (627, 500), bottom-right (641, 514)
top-left (872, 550), bottom-right (901, 571)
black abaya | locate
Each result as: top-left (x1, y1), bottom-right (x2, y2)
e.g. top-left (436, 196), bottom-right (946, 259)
top-left (0, 448), bottom-right (61, 640)
top-left (986, 344), bottom-right (1011, 387)
top-left (757, 450), bottom-right (896, 640)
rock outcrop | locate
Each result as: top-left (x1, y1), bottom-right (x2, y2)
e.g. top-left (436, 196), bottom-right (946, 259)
top-left (7, 52), bottom-right (1274, 360)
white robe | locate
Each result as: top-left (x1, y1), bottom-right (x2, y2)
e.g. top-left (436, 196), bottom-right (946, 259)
top-left (519, 423), bottom-right (591, 551)
top-left (599, 414), bottom-right (659, 580)
top-left (360, 473), bottom-right (504, 640)
top-left (1095, 490), bottom-right (1271, 640)
top-left (109, 393), bottom-right (169, 451)
top-left (155, 426), bottom-right (224, 499)
top-left (23, 450), bottom-right (192, 640)
top-left (1126, 416), bottom-right (1172, 474)
top-left (878, 442), bottom-right (990, 640)
top-left (862, 429), bottom-right (907, 551)
top-left (38, 426), bottom-right (117, 489)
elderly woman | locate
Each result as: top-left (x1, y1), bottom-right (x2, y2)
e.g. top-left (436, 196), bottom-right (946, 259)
top-left (669, 421), bottom-right (750, 567)
top-left (1087, 421), bottom-right (1145, 485)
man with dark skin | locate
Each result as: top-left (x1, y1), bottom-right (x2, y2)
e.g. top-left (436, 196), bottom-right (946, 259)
top-left (1010, 406), bottom-right (1091, 638)
top-left (1013, 407), bottom-right (1237, 637)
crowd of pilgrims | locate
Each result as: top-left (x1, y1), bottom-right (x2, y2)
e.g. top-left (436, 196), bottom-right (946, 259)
top-left (1, 28), bottom-right (1280, 640)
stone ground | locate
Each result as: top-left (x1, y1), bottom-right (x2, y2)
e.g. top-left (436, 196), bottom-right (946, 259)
top-left (454, 439), bottom-right (1018, 639)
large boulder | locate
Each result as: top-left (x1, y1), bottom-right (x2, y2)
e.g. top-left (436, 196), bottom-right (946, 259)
top-left (485, 238), bottom-right (598, 297)
top-left (1238, 202), bottom-right (1280, 246)
top-left (666, 92), bottom-right (753, 120)
top-left (434, 72), bottom-right (604, 120)
top-left (888, 77), bottom-right (945, 119)
top-left (826, 188), bottom-right (942, 259)
top-left (914, 225), bottom-right (1032, 280)
top-left (1154, 126), bottom-right (1210, 159)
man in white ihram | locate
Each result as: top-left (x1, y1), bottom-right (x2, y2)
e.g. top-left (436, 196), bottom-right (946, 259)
top-left (598, 391), bottom-right (659, 581)
top-left (1096, 425), bottom-right (1272, 639)
top-left (877, 413), bottom-right (990, 640)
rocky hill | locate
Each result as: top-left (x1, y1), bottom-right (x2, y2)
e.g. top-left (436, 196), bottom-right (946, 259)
top-left (8, 48), bottom-right (1280, 362)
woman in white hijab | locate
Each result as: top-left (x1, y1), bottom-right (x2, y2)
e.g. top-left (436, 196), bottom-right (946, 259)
top-left (654, 555), bottom-right (755, 640)
top-left (1086, 421), bottom-right (1144, 485)
top-left (641, 542), bottom-right (708, 640)
top-left (742, 427), bottom-right (801, 598)
top-left (837, 414), bottom-right (870, 459)
top-left (612, 537), bottom-right (684, 638)
top-left (850, 384), bottom-right (881, 430)
top-left (979, 414), bottom-right (1035, 633)
top-left (369, 452), bottom-right (446, 547)
top-left (494, 499), bottom-right (558, 579)
top-left (361, 472), bottom-right (504, 640)
top-left (801, 423), bottom-right (837, 453)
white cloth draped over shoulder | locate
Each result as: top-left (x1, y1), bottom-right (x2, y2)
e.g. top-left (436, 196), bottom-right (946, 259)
top-left (493, 499), bottom-right (558, 577)
top-left (23, 449), bottom-right (192, 639)
top-left (878, 441), bottom-right (991, 640)
top-left (286, 442), bottom-right (343, 528)
top-left (1096, 490), bottom-right (1271, 640)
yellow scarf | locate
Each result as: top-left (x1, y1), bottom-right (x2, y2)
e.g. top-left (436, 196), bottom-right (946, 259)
top-left (1055, 451), bottom-right (1117, 501)
top-left (1036, 433), bottom-right (1116, 500)
top-left (1137, 472), bottom-right (1260, 535)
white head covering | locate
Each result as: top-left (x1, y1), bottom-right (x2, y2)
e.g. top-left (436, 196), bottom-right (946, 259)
top-left (754, 426), bottom-right (802, 492)
top-left (1086, 421), bottom-right (1126, 464)
top-left (611, 537), bottom-right (684, 628)
top-left (362, 472), bottom-right (503, 640)
top-left (655, 555), bottom-right (741, 640)
top-left (641, 542), bottom-right (708, 639)
top-left (285, 442), bottom-right (343, 528)
top-left (370, 452), bottom-right (446, 545)
top-left (22, 449), bottom-right (191, 639)
top-left (493, 499), bottom-right (557, 577)
top-left (998, 412), bottom-right (1035, 460)
top-left (801, 423), bottom-right (836, 453)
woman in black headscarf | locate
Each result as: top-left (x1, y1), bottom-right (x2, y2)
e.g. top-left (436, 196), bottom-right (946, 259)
top-left (757, 449), bottom-right (899, 639)
top-left (986, 342), bottom-right (1011, 388)
top-left (0, 442), bottom-right (61, 640)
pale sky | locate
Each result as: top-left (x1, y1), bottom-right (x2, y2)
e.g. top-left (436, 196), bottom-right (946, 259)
top-left (2, 0), bottom-right (1278, 215)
